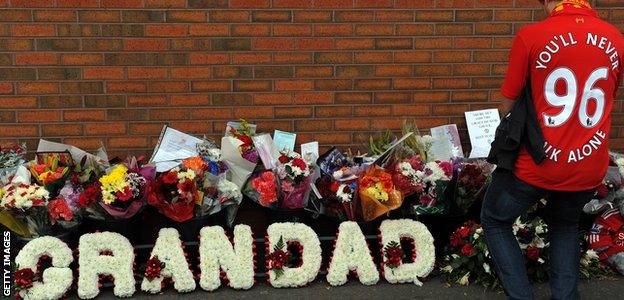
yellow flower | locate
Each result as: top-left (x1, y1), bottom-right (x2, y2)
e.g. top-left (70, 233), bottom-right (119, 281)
top-left (99, 165), bottom-right (130, 204)
top-left (362, 182), bottom-right (389, 202)
top-left (0, 188), bottom-right (4, 200)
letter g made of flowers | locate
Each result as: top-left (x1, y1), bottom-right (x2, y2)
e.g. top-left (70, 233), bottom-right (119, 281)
top-left (77, 232), bottom-right (136, 299)
top-left (14, 236), bottom-right (74, 300)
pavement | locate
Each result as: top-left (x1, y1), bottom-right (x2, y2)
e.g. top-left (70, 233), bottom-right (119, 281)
top-left (71, 276), bottom-right (622, 300)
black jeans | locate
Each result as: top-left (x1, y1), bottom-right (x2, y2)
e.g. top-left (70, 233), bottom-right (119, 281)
top-left (481, 169), bottom-right (594, 300)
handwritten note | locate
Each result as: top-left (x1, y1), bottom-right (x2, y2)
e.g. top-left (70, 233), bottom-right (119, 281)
top-left (149, 126), bottom-right (202, 172)
top-left (464, 109), bottom-right (500, 158)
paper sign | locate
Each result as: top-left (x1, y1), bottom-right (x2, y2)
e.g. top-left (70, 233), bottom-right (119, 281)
top-left (429, 124), bottom-right (464, 160)
top-left (273, 130), bottom-right (296, 152)
top-left (149, 126), bottom-right (203, 172)
top-left (464, 109), bottom-right (501, 158)
top-left (225, 121), bottom-right (257, 135)
top-left (252, 133), bottom-right (280, 170)
top-left (301, 142), bottom-right (319, 163)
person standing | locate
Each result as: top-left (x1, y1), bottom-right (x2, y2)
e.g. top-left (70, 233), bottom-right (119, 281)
top-left (481, 0), bottom-right (623, 299)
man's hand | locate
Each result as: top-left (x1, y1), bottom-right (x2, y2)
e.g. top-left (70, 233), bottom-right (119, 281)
top-left (499, 99), bottom-right (514, 116)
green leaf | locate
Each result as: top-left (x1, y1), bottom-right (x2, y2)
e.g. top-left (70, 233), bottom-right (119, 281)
top-left (275, 236), bottom-right (285, 250)
top-left (273, 268), bottom-right (284, 279)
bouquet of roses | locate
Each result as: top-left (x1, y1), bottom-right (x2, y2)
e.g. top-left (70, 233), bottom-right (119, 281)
top-left (0, 166), bottom-right (79, 237)
top-left (440, 221), bottom-right (498, 288)
top-left (147, 167), bottom-right (200, 223)
top-left (452, 160), bottom-right (491, 215)
top-left (79, 157), bottom-right (155, 220)
top-left (0, 143), bottom-right (26, 185)
top-left (390, 155), bottom-right (452, 216)
top-left (513, 215), bottom-right (550, 283)
top-left (275, 151), bottom-right (314, 209)
top-left (583, 162), bottom-right (624, 215)
top-left (29, 153), bottom-right (71, 197)
top-left (358, 165), bottom-right (403, 221)
top-left (315, 175), bottom-right (359, 221)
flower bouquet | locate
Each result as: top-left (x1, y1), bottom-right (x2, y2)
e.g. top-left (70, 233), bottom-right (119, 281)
top-left (29, 153), bottom-right (71, 198)
top-left (245, 169), bottom-right (279, 208)
top-left (358, 165), bottom-right (403, 222)
top-left (451, 160), bottom-right (491, 216)
top-left (513, 215), bottom-right (550, 283)
top-left (221, 120), bottom-right (258, 188)
top-left (440, 221), bottom-right (498, 288)
top-left (0, 166), bottom-right (80, 238)
top-left (390, 156), bottom-right (452, 216)
top-left (79, 157), bottom-right (155, 220)
top-left (0, 143), bottom-right (26, 185)
top-left (275, 151), bottom-right (314, 209)
top-left (314, 175), bottom-right (359, 221)
top-left (147, 167), bottom-right (200, 223)
top-left (184, 146), bottom-right (243, 227)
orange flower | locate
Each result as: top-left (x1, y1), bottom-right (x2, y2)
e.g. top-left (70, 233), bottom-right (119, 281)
top-left (183, 157), bottom-right (208, 175)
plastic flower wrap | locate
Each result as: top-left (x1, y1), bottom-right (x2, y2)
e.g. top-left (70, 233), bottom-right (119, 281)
top-left (0, 166), bottom-right (80, 237)
top-left (29, 153), bottom-right (71, 197)
top-left (79, 157), bottom-right (155, 220)
top-left (583, 164), bottom-right (624, 215)
top-left (245, 170), bottom-right (279, 208)
top-left (226, 119), bottom-right (259, 164)
top-left (185, 147), bottom-right (242, 226)
top-left (0, 143), bottom-right (26, 186)
top-left (358, 165), bottom-right (403, 222)
top-left (275, 151), bottom-right (314, 209)
top-left (391, 156), bottom-right (452, 216)
top-left (147, 167), bottom-right (200, 223)
top-left (451, 160), bottom-right (492, 215)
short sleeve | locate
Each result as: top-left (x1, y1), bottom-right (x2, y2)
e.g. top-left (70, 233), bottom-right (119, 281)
top-left (501, 33), bottom-right (530, 100)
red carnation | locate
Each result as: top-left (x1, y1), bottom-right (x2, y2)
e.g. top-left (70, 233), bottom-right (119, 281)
top-left (450, 233), bottom-right (464, 247)
top-left (162, 172), bottom-right (179, 185)
top-left (269, 249), bottom-right (289, 270)
top-left (238, 135), bottom-right (252, 147)
top-left (79, 182), bottom-right (101, 208)
top-left (48, 199), bottom-right (73, 224)
top-left (115, 186), bottom-right (133, 202)
top-left (330, 181), bottom-right (340, 193)
top-left (457, 226), bottom-right (471, 239)
top-left (460, 244), bottom-right (475, 257)
top-left (526, 246), bottom-right (540, 261)
top-left (278, 155), bottom-right (289, 164)
top-left (292, 158), bottom-right (307, 171)
top-left (145, 256), bottom-right (164, 281)
top-left (14, 268), bottom-right (35, 290)
top-left (384, 241), bottom-right (404, 269)
top-left (596, 183), bottom-right (609, 199)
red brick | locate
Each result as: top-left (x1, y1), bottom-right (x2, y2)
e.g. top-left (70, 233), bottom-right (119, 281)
top-left (11, 0), bottom-right (55, 7)
top-left (101, 0), bottom-right (143, 8)
top-left (253, 93), bottom-right (293, 105)
top-left (15, 53), bottom-right (57, 65)
top-left (60, 54), bottom-right (103, 65)
top-left (189, 24), bottom-right (229, 36)
top-left (230, 0), bottom-right (269, 8)
top-left (17, 82), bottom-right (58, 94)
top-left (83, 67), bottom-right (125, 79)
top-left (275, 106), bottom-right (313, 118)
top-left (190, 53), bottom-right (229, 65)
top-left (0, 97), bottom-right (37, 108)
top-left (145, 25), bottom-right (187, 37)
top-left (170, 95), bottom-right (211, 106)
top-left (128, 95), bottom-right (167, 106)
top-left (293, 92), bottom-right (333, 104)
top-left (0, 125), bottom-right (38, 137)
top-left (108, 136), bottom-right (149, 148)
top-left (64, 110), bottom-right (106, 121)
top-left (0, 83), bottom-right (13, 94)
top-left (18, 110), bottom-right (61, 122)
top-left (42, 124), bottom-right (83, 136)
top-left (124, 39), bottom-right (167, 51)
top-left (171, 67), bottom-right (210, 79)
top-left (34, 10), bottom-right (76, 22)
top-left (107, 82), bottom-right (147, 93)
top-left (128, 67), bottom-right (167, 79)
top-left (11, 24), bottom-right (55, 36)
top-left (57, 1), bottom-right (98, 8)
top-left (275, 80), bottom-right (313, 91)
top-left (85, 123), bottom-right (127, 135)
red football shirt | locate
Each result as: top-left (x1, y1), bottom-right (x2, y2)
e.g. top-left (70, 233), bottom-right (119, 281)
top-left (501, 6), bottom-right (624, 191)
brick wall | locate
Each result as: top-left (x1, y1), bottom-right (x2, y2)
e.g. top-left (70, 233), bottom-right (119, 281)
top-left (0, 0), bottom-right (623, 158)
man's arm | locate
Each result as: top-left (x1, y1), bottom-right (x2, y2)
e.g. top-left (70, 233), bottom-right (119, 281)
top-left (499, 98), bottom-right (515, 116)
